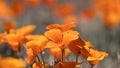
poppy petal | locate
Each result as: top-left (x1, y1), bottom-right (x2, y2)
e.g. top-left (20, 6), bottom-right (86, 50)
top-left (46, 24), bottom-right (60, 29)
top-left (68, 38), bottom-right (85, 56)
top-left (61, 30), bottom-right (79, 49)
top-left (45, 41), bottom-right (60, 48)
top-left (44, 29), bottom-right (62, 43)
top-left (60, 23), bottom-right (76, 32)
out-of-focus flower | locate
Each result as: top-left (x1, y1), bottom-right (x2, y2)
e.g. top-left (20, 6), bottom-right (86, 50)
top-left (0, 0), bottom-right (13, 19)
top-left (15, 25), bottom-right (36, 36)
top-left (0, 57), bottom-right (25, 68)
top-left (3, 21), bottom-right (16, 33)
top-left (54, 62), bottom-right (82, 68)
top-left (92, 0), bottom-right (120, 28)
top-left (4, 33), bottom-right (24, 51)
top-left (63, 16), bottom-right (78, 24)
top-left (26, 0), bottom-right (42, 6)
top-left (80, 9), bottom-right (95, 20)
top-left (3, 25), bottom-right (36, 51)
top-left (103, 12), bottom-right (120, 28)
top-left (11, 1), bottom-right (25, 16)
top-left (54, 4), bottom-right (74, 17)
top-left (43, 0), bottom-right (57, 7)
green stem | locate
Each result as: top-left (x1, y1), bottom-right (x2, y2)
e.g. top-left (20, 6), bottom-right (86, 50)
top-left (37, 55), bottom-right (40, 62)
top-left (91, 65), bottom-right (93, 68)
top-left (18, 44), bottom-right (21, 58)
top-left (62, 49), bottom-right (64, 62)
top-left (40, 53), bottom-right (45, 67)
top-left (76, 56), bottom-right (78, 63)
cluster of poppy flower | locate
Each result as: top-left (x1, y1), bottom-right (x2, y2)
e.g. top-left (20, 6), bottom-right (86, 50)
top-left (0, 0), bottom-right (57, 19)
top-left (0, 22), bottom-right (108, 68)
top-left (79, 0), bottom-right (120, 28)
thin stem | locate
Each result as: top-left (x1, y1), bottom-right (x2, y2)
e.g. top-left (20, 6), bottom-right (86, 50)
top-left (62, 49), bottom-right (64, 62)
top-left (37, 55), bottom-right (40, 62)
top-left (76, 56), bottom-right (78, 63)
top-left (18, 44), bottom-right (21, 58)
top-left (40, 53), bottom-right (45, 67)
top-left (91, 65), bottom-right (93, 68)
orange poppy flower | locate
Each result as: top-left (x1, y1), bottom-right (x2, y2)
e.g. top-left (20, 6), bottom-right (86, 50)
top-left (54, 4), bottom-right (74, 17)
top-left (25, 35), bottom-right (48, 64)
top-left (24, 35), bottom-right (47, 63)
top-left (4, 33), bottom-right (24, 51)
top-left (87, 49), bottom-right (108, 66)
top-left (45, 23), bottom-right (79, 60)
top-left (25, 35), bottom-right (48, 53)
top-left (45, 29), bottom-right (79, 49)
top-left (68, 39), bottom-right (108, 66)
top-left (80, 43), bottom-right (108, 66)
top-left (0, 57), bottom-right (25, 68)
top-left (3, 21), bottom-right (16, 33)
top-left (68, 38), bottom-right (85, 56)
top-left (54, 62), bottom-right (82, 68)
